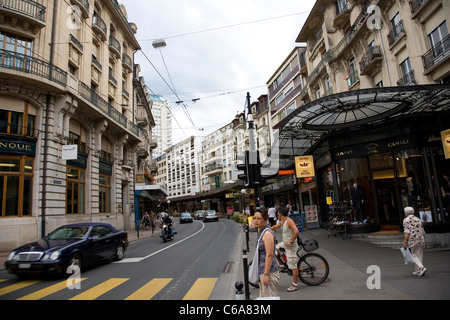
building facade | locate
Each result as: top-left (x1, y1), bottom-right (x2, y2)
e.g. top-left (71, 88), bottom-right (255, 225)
top-left (271, 0), bottom-right (450, 233)
top-left (0, 0), bottom-right (153, 250)
top-left (149, 94), bottom-right (172, 158)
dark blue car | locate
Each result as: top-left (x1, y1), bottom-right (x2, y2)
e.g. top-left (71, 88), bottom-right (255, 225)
top-left (5, 222), bottom-right (128, 276)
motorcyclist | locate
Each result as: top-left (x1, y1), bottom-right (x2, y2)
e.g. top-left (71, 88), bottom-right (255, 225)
top-left (160, 212), bottom-right (174, 238)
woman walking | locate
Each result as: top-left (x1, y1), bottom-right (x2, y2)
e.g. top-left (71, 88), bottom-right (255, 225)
top-left (252, 208), bottom-right (280, 298)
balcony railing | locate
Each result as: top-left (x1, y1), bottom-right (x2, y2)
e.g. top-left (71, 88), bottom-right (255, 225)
top-left (387, 20), bottom-right (406, 47)
top-left (422, 35), bottom-right (450, 72)
top-left (93, 14), bottom-right (107, 40)
top-left (0, 0), bottom-right (46, 23)
top-left (109, 35), bottom-right (121, 58)
top-left (122, 53), bottom-right (133, 73)
top-left (397, 70), bottom-right (415, 86)
top-left (0, 49), bottom-right (67, 87)
top-left (359, 45), bottom-right (382, 74)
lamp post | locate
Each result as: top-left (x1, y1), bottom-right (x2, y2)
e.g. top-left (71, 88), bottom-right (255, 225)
top-left (167, 199), bottom-right (171, 215)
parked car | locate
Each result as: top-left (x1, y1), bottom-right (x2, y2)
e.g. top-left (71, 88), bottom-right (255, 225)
top-left (203, 210), bottom-right (219, 222)
top-left (4, 223), bottom-right (128, 276)
top-left (180, 212), bottom-right (193, 223)
top-left (194, 210), bottom-right (205, 220)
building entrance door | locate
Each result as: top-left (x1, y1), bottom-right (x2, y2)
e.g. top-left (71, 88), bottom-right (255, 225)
top-left (369, 153), bottom-right (407, 226)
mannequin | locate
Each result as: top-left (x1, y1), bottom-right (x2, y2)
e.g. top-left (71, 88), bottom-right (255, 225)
top-left (351, 182), bottom-right (364, 221)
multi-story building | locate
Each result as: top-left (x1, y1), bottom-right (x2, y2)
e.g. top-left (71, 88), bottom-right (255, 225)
top-left (150, 94), bottom-right (172, 158)
top-left (271, 0), bottom-right (450, 233)
top-left (166, 136), bottom-right (202, 208)
top-left (0, 0), bottom-right (153, 250)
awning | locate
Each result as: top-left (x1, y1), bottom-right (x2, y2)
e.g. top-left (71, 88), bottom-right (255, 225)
top-left (270, 84), bottom-right (450, 169)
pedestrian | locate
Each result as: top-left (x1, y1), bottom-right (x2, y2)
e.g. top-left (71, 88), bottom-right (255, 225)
top-left (403, 206), bottom-right (427, 276)
top-left (271, 207), bottom-right (300, 292)
top-left (268, 206), bottom-right (277, 227)
top-left (252, 208), bottom-right (279, 298)
top-left (141, 211), bottom-right (150, 230)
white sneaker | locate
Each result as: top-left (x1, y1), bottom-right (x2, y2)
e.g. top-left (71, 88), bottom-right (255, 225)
top-left (419, 268), bottom-right (427, 277)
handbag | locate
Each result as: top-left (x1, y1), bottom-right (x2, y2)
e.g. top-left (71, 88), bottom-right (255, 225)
top-left (400, 247), bottom-right (415, 264)
top-left (248, 229), bottom-right (268, 284)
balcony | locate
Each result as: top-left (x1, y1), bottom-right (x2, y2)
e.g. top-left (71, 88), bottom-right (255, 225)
top-left (122, 53), bottom-right (133, 73)
top-left (397, 70), bottom-right (416, 86)
top-left (109, 35), bottom-right (121, 59)
top-left (422, 35), bottom-right (450, 74)
top-left (0, 0), bottom-right (46, 34)
top-left (205, 163), bottom-right (223, 176)
top-left (387, 20), bottom-right (406, 48)
top-left (0, 49), bottom-right (67, 88)
top-left (92, 14), bottom-right (107, 41)
top-left (359, 45), bottom-right (383, 75)
top-left (70, 0), bottom-right (89, 19)
top-left (409, 0), bottom-right (436, 19)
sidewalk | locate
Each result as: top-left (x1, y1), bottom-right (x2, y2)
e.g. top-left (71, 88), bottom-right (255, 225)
top-left (233, 226), bottom-right (450, 300)
top-left (0, 223), bottom-right (161, 271)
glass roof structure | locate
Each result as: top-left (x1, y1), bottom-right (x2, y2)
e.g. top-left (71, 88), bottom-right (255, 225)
top-left (267, 84), bottom-right (450, 171)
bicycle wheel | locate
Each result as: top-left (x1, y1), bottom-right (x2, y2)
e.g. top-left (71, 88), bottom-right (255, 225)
top-left (297, 253), bottom-right (329, 286)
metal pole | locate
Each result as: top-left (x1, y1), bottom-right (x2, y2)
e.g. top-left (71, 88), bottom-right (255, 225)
top-left (242, 249), bottom-right (250, 300)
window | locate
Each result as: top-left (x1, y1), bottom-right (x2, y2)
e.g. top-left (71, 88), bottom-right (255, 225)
top-left (0, 156), bottom-right (33, 217)
top-left (399, 58), bottom-right (414, 85)
top-left (428, 21), bottom-right (449, 61)
top-left (99, 173), bottom-right (111, 213)
top-left (0, 108), bottom-right (35, 137)
top-left (66, 166), bottom-right (85, 214)
top-left (0, 31), bottom-right (33, 70)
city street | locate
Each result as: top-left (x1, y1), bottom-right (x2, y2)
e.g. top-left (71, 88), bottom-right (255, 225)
top-left (243, 228), bottom-right (450, 300)
top-left (0, 218), bottom-right (242, 300)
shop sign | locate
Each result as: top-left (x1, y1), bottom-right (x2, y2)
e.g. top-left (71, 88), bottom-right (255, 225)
top-left (0, 136), bottom-right (36, 156)
top-left (295, 155), bottom-right (315, 178)
top-left (442, 128), bottom-right (450, 159)
top-left (62, 144), bottom-right (78, 160)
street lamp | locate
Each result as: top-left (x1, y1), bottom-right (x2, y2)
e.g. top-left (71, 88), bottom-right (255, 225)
top-left (167, 199), bottom-right (171, 215)
top-left (152, 39), bottom-right (167, 49)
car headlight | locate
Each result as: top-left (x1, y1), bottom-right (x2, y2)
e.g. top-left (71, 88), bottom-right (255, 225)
top-left (49, 251), bottom-right (60, 261)
top-left (7, 251), bottom-right (16, 261)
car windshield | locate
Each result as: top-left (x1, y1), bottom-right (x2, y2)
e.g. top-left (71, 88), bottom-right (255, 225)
top-left (206, 211), bottom-right (216, 214)
top-left (181, 213), bottom-right (191, 217)
top-left (46, 226), bottom-right (90, 240)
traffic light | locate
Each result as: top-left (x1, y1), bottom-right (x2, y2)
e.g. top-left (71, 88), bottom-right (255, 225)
top-left (237, 150), bottom-right (250, 186)
top-left (237, 150), bottom-right (261, 187)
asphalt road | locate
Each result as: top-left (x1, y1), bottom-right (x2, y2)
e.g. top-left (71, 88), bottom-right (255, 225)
top-left (0, 218), bottom-right (243, 300)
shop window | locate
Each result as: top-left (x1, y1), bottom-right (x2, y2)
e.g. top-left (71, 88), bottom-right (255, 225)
top-left (99, 173), bottom-right (111, 213)
top-left (0, 156), bottom-right (33, 217)
top-left (66, 166), bottom-right (85, 214)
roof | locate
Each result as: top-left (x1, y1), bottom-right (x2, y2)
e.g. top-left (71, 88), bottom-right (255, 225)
top-left (270, 84), bottom-right (450, 169)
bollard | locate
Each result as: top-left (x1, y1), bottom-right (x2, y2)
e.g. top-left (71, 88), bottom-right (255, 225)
top-left (245, 223), bottom-right (250, 252)
top-left (235, 281), bottom-right (244, 300)
top-left (242, 249), bottom-right (250, 300)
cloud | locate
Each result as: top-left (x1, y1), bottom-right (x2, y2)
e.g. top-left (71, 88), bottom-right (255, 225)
top-left (120, 0), bottom-right (314, 144)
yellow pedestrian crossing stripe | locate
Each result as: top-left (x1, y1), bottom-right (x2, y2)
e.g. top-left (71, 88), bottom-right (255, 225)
top-left (18, 278), bottom-right (87, 300)
top-left (182, 278), bottom-right (218, 300)
top-left (0, 280), bottom-right (41, 296)
top-left (0, 277), bottom-right (218, 300)
top-left (69, 278), bottom-right (128, 300)
top-left (125, 278), bottom-right (172, 300)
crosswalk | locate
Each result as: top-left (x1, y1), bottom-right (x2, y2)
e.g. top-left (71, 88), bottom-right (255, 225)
top-left (0, 277), bottom-right (218, 300)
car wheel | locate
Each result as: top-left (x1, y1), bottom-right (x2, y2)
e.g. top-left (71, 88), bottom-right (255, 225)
top-left (115, 244), bottom-right (125, 261)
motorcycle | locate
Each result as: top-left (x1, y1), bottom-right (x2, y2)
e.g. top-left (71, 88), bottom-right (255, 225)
top-left (160, 223), bottom-right (175, 242)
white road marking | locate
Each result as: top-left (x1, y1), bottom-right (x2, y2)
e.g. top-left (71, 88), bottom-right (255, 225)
top-left (115, 221), bottom-right (205, 263)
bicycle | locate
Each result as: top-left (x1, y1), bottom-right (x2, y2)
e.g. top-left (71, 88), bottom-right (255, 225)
top-left (249, 236), bottom-right (329, 287)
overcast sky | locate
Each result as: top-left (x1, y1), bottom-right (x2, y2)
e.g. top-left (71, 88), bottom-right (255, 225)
top-left (119, 0), bottom-right (315, 145)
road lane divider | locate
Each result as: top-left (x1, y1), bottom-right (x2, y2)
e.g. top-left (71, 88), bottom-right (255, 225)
top-left (115, 221), bottom-right (205, 264)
